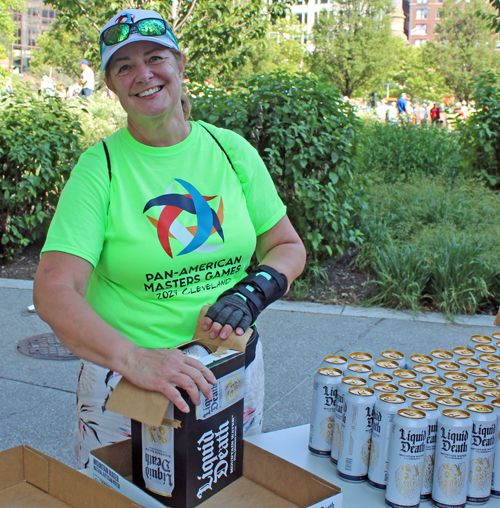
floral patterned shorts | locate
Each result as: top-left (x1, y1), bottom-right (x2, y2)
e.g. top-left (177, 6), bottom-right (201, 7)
top-left (74, 336), bottom-right (264, 469)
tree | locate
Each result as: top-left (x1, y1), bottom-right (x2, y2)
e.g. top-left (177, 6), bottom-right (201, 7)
top-left (41, 0), bottom-right (289, 84)
top-left (0, 0), bottom-right (26, 59)
top-left (423, 0), bottom-right (500, 102)
top-left (308, 0), bottom-right (394, 97)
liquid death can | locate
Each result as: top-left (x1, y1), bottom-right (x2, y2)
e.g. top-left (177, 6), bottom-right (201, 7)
top-left (346, 363), bottom-right (372, 380)
top-left (398, 379), bottom-right (424, 391)
top-left (428, 387), bottom-right (455, 404)
top-left (459, 393), bottom-right (486, 404)
top-left (465, 404), bottom-right (496, 504)
top-left (373, 383), bottom-right (400, 397)
top-left (431, 409), bottom-right (472, 508)
top-left (407, 354), bottom-right (434, 370)
top-left (474, 345), bottom-right (497, 357)
top-left (393, 369), bottom-right (418, 381)
top-left (435, 397), bottom-right (463, 414)
top-left (348, 351), bottom-right (375, 369)
top-left (457, 357), bottom-right (480, 374)
top-left (142, 403), bottom-right (175, 497)
top-left (487, 363), bottom-right (500, 376)
top-left (411, 401), bottom-right (440, 501)
top-left (412, 364), bottom-right (437, 381)
top-left (431, 350), bottom-right (454, 362)
top-left (330, 376), bottom-right (366, 465)
top-left (321, 355), bottom-right (348, 372)
top-left (468, 335), bottom-right (492, 350)
top-left (474, 378), bottom-right (499, 390)
top-left (452, 347), bottom-right (475, 363)
top-left (308, 367), bottom-right (343, 456)
top-left (368, 393), bottom-right (408, 490)
top-left (489, 399), bottom-right (500, 498)
top-left (368, 372), bottom-right (394, 389)
top-left (385, 408), bottom-right (427, 508)
top-left (478, 353), bottom-right (500, 370)
top-left (375, 359), bottom-right (400, 375)
top-left (465, 368), bottom-right (490, 380)
top-left (381, 350), bottom-right (406, 369)
top-left (481, 388), bottom-right (500, 405)
top-left (421, 376), bottom-right (447, 393)
top-left (444, 372), bottom-right (469, 385)
top-left (451, 382), bottom-right (476, 395)
top-left (404, 389), bottom-right (431, 403)
top-left (436, 362), bottom-right (461, 377)
top-left (337, 386), bottom-right (376, 482)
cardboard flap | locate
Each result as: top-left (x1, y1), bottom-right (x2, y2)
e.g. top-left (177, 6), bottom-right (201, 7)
top-left (106, 378), bottom-right (170, 427)
top-left (0, 446), bottom-right (24, 489)
top-left (24, 447), bottom-right (49, 492)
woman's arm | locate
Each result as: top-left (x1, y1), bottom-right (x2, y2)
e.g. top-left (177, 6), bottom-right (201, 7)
top-left (34, 251), bottom-right (216, 413)
top-left (203, 215), bottom-right (306, 338)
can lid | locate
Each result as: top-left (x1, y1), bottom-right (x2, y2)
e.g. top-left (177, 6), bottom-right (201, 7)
top-left (349, 352), bottom-right (373, 361)
top-left (452, 347), bottom-right (475, 356)
top-left (368, 372), bottom-right (393, 382)
top-left (442, 408), bottom-right (470, 419)
top-left (436, 361), bottom-right (460, 371)
top-left (466, 404), bottom-right (494, 413)
top-left (444, 372), bottom-right (468, 382)
top-left (451, 383), bottom-right (476, 392)
top-left (341, 376), bottom-right (366, 386)
top-left (421, 376), bottom-right (447, 386)
top-left (348, 386), bottom-right (375, 397)
top-left (436, 396), bottom-right (462, 406)
top-left (491, 399), bottom-right (500, 408)
top-left (465, 368), bottom-right (489, 377)
top-left (431, 350), bottom-right (453, 359)
top-left (411, 401), bottom-right (439, 412)
top-left (409, 354), bottom-right (433, 364)
top-left (318, 367), bottom-right (343, 377)
top-left (428, 387), bottom-right (454, 396)
top-left (475, 378), bottom-right (499, 388)
top-left (482, 388), bottom-right (500, 397)
top-left (323, 355), bottom-right (347, 364)
top-left (398, 380), bottom-right (423, 389)
top-left (373, 383), bottom-right (399, 393)
top-left (398, 408), bottom-right (426, 419)
top-left (492, 333), bottom-right (500, 339)
top-left (347, 363), bottom-right (371, 373)
top-left (413, 365), bottom-right (436, 373)
top-left (487, 364), bottom-right (500, 373)
top-left (404, 390), bottom-right (430, 400)
top-left (375, 359), bottom-right (399, 369)
top-left (381, 350), bottom-right (404, 360)
top-left (470, 335), bottom-right (492, 344)
top-left (458, 357), bottom-right (480, 366)
top-left (393, 369), bottom-right (417, 379)
top-left (460, 393), bottom-right (486, 403)
top-left (380, 393), bottom-right (406, 404)
top-left (475, 345), bottom-right (496, 353)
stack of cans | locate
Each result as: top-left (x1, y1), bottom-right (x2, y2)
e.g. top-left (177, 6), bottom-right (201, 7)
top-left (308, 336), bottom-right (500, 507)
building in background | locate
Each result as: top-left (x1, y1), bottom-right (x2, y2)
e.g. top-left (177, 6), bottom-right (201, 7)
top-left (404, 0), bottom-right (442, 46)
top-left (11, 0), bottom-right (57, 72)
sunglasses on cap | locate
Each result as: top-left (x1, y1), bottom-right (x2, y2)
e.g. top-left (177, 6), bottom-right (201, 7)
top-left (100, 18), bottom-right (178, 48)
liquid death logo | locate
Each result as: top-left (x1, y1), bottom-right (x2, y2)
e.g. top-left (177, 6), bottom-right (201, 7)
top-left (196, 420), bottom-right (230, 499)
top-left (399, 429), bottom-right (426, 453)
top-left (441, 428), bottom-right (469, 453)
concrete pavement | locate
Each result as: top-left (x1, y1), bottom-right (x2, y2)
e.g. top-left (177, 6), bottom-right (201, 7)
top-left (1, 277), bottom-right (498, 469)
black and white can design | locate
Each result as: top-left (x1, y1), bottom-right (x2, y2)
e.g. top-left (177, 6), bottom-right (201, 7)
top-left (411, 401), bottom-right (439, 500)
top-left (337, 386), bottom-right (377, 483)
top-left (330, 376), bottom-right (366, 465)
top-left (431, 408), bottom-right (472, 508)
top-left (368, 393), bottom-right (407, 490)
top-left (308, 367), bottom-right (343, 456)
top-left (465, 404), bottom-right (496, 504)
top-left (490, 399), bottom-right (500, 498)
top-left (385, 408), bottom-right (427, 508)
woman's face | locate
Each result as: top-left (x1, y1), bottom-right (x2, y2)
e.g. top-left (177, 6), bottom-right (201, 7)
top-left (106, 41), bottom-right (185, 123)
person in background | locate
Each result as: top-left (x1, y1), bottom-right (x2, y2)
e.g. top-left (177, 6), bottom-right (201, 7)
top-left (397, 93), bottom-right (408, 120)
top-left (430, 102), bottom-right (441, 125)
top-left (419, 103), bottom-right (428, 125)
top-left (34, 9), bottom-right (306, 469)
top-left (78, 59), bottom-right (95, 98)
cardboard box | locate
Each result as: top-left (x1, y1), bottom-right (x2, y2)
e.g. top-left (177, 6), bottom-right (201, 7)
top-left (90, 438), bottom-right (343, 508)
top-left (0, 444), bottom-right (141, 508)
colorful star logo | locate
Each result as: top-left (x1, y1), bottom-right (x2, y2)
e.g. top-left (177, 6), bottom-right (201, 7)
top-left (143, 179), bottom-right (224, 258)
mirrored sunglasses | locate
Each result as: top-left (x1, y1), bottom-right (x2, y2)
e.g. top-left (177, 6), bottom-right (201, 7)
top-left (100, 18), bottom-right (178, 48)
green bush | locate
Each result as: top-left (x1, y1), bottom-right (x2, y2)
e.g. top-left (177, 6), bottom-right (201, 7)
top-left (190, 72), bottom-right (367, 260)
top-left (357, 178), bottom-right (500, 316)
top-left (357, 121), bottom-right (462, 183)
top-left (460, 72), bottom-right (500, 188)
top-left (0, 90), bottom-right (82, 259)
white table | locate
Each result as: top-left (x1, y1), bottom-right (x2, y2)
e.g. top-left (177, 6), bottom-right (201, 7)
top-left (245, 424), bottom-right (500, 508)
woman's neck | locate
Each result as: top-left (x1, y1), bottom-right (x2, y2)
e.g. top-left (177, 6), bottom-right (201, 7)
top-left (127, 111), bottom-right (191, 147)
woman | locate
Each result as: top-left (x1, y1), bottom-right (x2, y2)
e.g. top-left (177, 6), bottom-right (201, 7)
top-left (33, 9), bottom-right (306, 468)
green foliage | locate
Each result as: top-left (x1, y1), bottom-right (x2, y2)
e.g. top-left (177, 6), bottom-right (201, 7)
top-left (0, 0), bottom-right (26, 58)
top-left (0, 89), bottom-right (82, 259)
top-left (460, 72), bottom-right (500, 188)
top-left (357, 178), bottom-right (500, 316)
top-left (308, 0), bottom-right (394, 97)
top-left (423, 0), bottom-right (500, 102)
top-left (190, 72), bottom-right (366, 260)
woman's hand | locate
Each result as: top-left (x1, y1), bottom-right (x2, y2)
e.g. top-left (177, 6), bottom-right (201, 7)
top-left (123, 346), bottom-right (217, 413)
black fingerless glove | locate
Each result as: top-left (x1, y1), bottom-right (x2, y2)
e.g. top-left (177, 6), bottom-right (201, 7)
top-left (206, 265), bottom-right (288, 330)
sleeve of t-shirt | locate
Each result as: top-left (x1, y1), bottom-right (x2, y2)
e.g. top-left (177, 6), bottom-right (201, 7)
top-left (41, 143), bottom-right (110, 268)
top-left (199, 122), bottom-right (286, 237)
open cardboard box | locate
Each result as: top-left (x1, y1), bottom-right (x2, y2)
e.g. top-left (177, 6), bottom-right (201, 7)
top-left (90, 438), bottom-right (343, 508)
top-left (0, 445), bottom-right (142, 508)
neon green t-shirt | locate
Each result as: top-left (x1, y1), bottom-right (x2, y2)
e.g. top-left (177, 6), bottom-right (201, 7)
top-left (42, 121), bottom-right (286, 348)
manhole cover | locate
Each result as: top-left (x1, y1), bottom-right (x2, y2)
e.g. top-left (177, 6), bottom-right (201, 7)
top-left (17, 333), bottom-right (79, 360)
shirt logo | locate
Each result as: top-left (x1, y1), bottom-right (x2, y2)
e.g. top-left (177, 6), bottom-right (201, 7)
top-left (143, 179), bottom-right (224, 258)
top-left (115, 13), bottom-right (135, 24)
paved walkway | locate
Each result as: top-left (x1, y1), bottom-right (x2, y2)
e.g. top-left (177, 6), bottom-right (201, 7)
top-left (1, 277), bottom-right (497, 468)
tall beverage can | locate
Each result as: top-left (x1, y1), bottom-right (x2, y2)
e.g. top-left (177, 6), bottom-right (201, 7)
top-left (465, 368), bottom-right (489, 380)
top-left (465, 404), bottom-right (496, 504)
top-left (331, 376), bottom-right (366, 465)
top-left (381, 350), bottom-right (406, 369)
top-left (451, 382), bottom-right (476, 395)
top-left (487, 364), bottom-right (500, 376)
top-left (452, 347), bottom-right (475, 364)
top-left (474, 345), bottom-right (496, 358)
top-left (474, 378), bottom-right (499, 390)
top-left (398, 379), bottom-right (423, 391)
top-left (321, 355), bottom-right (348, 372)
top-left (368, 372), bottom-right (394, 389)
top-left (457, 357), bottom-right (480, 374)
top-left (346, 363), bottom-right (372, 380)
top-left (489, 399), bottom-right (500, 498)
top-left (375, 359), bottom-right (400, 375)
top-left (436, 362), bottom-right (461, 378)
top-left (412, 401), bottom-right (440, 500)
top-left (337, 386), bottom-right (377, 482)
top-left (368, 393), bottom-right (408, 490)
top-left (308, 367), bottom-right (343, 456)
top-left (422, 376), bottom-right (447, 393)
top-left (373, 383), bottom-right (400, 397)
top-left (404, 389), bottom-right (431, 403)
top-left (435, 396), bottom-right (463, 414)
top-left (444, 372), bottom-right (469, 385)
top-left (393, 369), bottom-right (418, 381)
top-left (459, 393), bottom-right (486, 405)
top-left (431, 350), bottom-right (454, 363)
top-left (349, 351), bottom-right (375, 369)
top-left (468, 335), bottom-right (492, 350)
top-left (478, 353), bottom-right (500, 370)
top-left (407, 354), bottom-right (434, 370)
top-left (431, 408), bottom-right (472, 508)
top-left (413, 364), bottom-right (437, 381)
top-left (481, 388), bottom-right (500, 405)
top-left (428, 387), bottom-right (455, 404)
top-left (385, 408), bottom-right (427, 508)
top-left (492, 333), bottom-right (500, 341)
